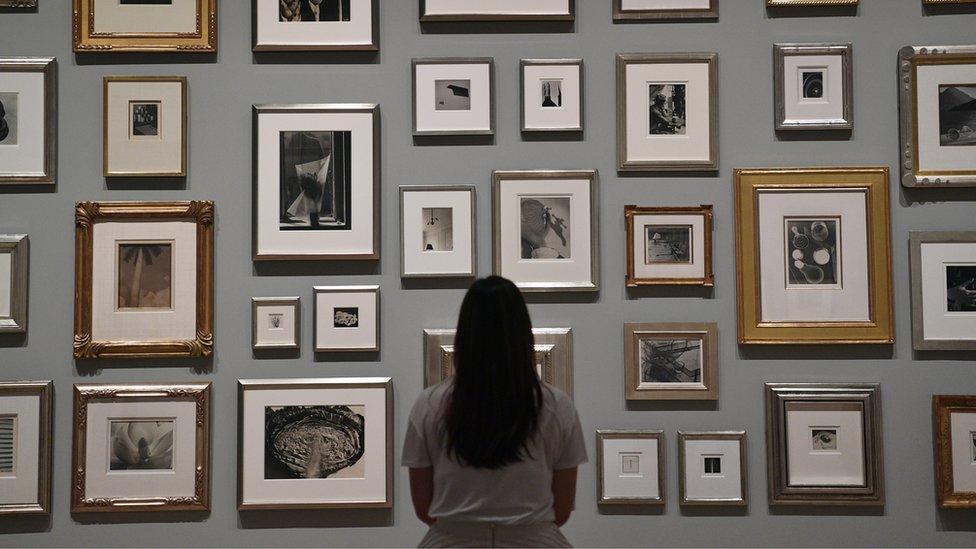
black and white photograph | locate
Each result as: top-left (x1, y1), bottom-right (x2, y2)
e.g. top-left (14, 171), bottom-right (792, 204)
top-left (621, 453), bottom-right (640, 475)
top-left (639, 338), bottom-right (702, 384)
top-left (0, 415), bottom-right (13, 474)
top-left (333, 306), bottom-right (359, 328)
top-left (109, 420), bottom-right (175, 471)
top-left (648, 83), bottom-right (686, 135)
top-left (811, 428), bottom-right (838, 451)
top-left (279, 0), bottom-right (351, 22)
top-left (268, 313), bottom-right (284, 330)
top-left (541, 79), bottom-right (562, 108)
top-left (434, 79), bottom-right (471, 111)
top-left (946, 265), bottom-right (976, 312)
top-left (703, 456), bottom-right (722, 475)
top-left (520, 196), bottom-right (571, 260)
top-left (0, 92), bottom-right (17, 145)
top-left (264, 405), bottom-right (365, 480)
top-left (971, 432), bottom-right (976, 463)
top-left (785, 218), bottom-right (840, 286)
top-left (279, 130), bottom-right (352, 231)
top-left (117, 242), bottom-right (173, 310)
top-left (422, 207), bottom-right (453, 252)
top-left (644, 225), bottom-right (692, 264)
top-left (801, 70), bottom-right (825, 99)
top-left (129, 101), bottom-right (160, 138)
top-left (939, 85), bottom-right (976, 147)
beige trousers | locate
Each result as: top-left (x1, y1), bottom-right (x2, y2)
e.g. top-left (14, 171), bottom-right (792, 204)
top-left (418, 520), bottom-right (572, 548)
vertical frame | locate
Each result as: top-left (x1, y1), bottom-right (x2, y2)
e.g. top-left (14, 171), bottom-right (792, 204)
top-left (773, 43), bottom-right (853, 132)
top-left (399, 185), bottom-right (477, 279)
top-left (313, 285), bottom-right (380, 352)
top-left (0, 380), bottom-right (52, 516)
top-left (0, 234), bottom-right (28, 333)
top-left (251, 296), bottom-right (301, 350)
top-left (910, 231), bottom-right (976, 351)
top-left (103, 76), bottom-right (188, 178)
top-left (934, 395), bottom-right (976, 508)
top-left (519, 58), bottom-right (584, 134)
top-left (597, 429), bottom-right (665, 506)
top-left (0, 57), bottom-right (56, 186)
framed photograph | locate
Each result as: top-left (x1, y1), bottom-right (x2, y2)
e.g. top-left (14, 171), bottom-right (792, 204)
top-left (624, 323), bottom-right (717, 401)
top-left (613, 0), bottom-right (718, 21)
top-left (238, 377), bottom-right (393, 510)
top-left (492, 170), bottom-right (599, 293)
top-left (678, 431), bottom-right (747, 506)
top-left (766, 0), bottom-right (857, 5)
top-left (412, 58), bottom-right (494, 137)
top-left (314, 285), bottom-right (379, 352)
top-left (765, 383), bottom-right (883, 506)
top-left (103, 76), bottom-right (186, 178)
top-left (733, 167), bottom-right (893, 345)
top-left (616, 53), bottom-right (718, 172)
top-left (0, 235), bottom-right (28, 333)
top-left (934, 395), bottom-right (976, 508)
top-left (400, 185), bottom-right (476, 278)
top-left (73, 201), bottom-right (214, 359)
top-left (0, 57), bottom-right (56, 186)
top-left (910, 231), bottom-right (976, 350)
top-left (0, 1), bottom-right (37, 9)
top-left (774, 43), bottom-right (853, 132)
top-left (252, 297), bottom-right (300, 350)
top-left (419, 0), bottom-right (574, 21)
top-left (625, 205), bottom-right (713, 287)
top-left (73, 0), bottom-right (217, 53)
top-left (71, 382), bottom-right (212, 513)
top-left (520, 59), bottom-right (583, 133)
top-left (253, 104), bottom-right (379, 261)
top-left (253, 0), bottom-right (378, 52)
top-left (899, 46), bottom-right (976, 187)
top-left (0, 381), bottom-right (52, 516)
top-left (597, 430), bottom-right (664, 506)
top-left (423, 327), bottom-right (573, 396)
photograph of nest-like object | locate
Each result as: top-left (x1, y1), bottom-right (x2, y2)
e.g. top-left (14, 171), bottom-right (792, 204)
top-left (264, 405), bottom-right (366, 479)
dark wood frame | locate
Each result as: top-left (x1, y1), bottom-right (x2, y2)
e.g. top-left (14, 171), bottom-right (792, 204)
top-left (934, 395), bottom-right (976, 508)
top-left (625, 205), bottom-right (713, 287)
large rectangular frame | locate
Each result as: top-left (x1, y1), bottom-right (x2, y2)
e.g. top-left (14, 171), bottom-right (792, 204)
top-left (596, 429), bottom-right (665, 506)
top-left (419, 0), bottom-right (575, 21)
top-left (0, 380), bottom-right (52, 516)
top-left (910, 231), bottom-right (976, 351)
top-left (73, 0), bottom-right (217, 53)
top-left (773, 43), bottom-right (853, 132)
top-left (0, 57), bottom-right (56, 186)
top-left (103, 75), bottom-right (188, 178)
top-left (252, 0), bottom-right (379, 52)
top-left (678, 430), bottom-right (747, 507)
top-left (625, 205), bottom-right (713, 287)
top-left (0, 234), bottom-right (28, 333)
top-left (624, 322), bottom-right (718, 401)
top-left (934, 394), bottom-right (976, 508)
top-left (612, 0), bottom-right (718, 21)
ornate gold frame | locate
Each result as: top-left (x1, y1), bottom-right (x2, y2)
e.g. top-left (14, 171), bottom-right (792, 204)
top-left (71, 382), bottom-right (212, 513)
top-left (73, 0), bottom-right (217, 53)
top-left (625, 205), bottom-right (713, 287)
top-left (934, 395), bottom-right (976, 508)
top-left (733, 167), bottom-right (893, 345)
top-left (0, 381), bottom-right (53, 516)
top-left (73, 201), bottom-right (215, 359)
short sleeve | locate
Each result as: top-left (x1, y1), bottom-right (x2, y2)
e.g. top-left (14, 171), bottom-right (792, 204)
top-left (401, 418), bottom-right (431, 468)
top-left (553, 394), bottom-right (588, 470)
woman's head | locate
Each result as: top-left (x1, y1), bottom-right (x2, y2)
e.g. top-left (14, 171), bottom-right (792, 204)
top-left (445, 276), bottom-right (542, 469)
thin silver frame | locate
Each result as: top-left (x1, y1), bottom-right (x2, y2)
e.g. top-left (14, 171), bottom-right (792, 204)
top-left (613, 0), bottom-right (718, 21)
top-left (419, 0), bottom-right (574, 21)
top-left (0, 234), bottom-right (28, 333)
top-left (0, 57), bottom-right (56, 185)
top-left (596, 429), bottom-right (665, 506)
top-left (910, 231), bottom-right (976, 350)
top-left (252, 0), bottom-right (379, 52)
top-left (313, 285), bottom-right (380, 352)
top-left (251, 296), bottom-right (301, 350)
top-left (399, 185), bottom-right (477, 279)
top-left (0, 380), bottom-right (52, 516)
top-left (491, 169), bottom-right (600, 293)
top-left (519, 59), bottom-right (584, 133)
top-left (677, 430), bottom-right (747, 507)
top-left (412, 57), bottom-right (496, 137)
top-left (773, 43), bottom-right (853, 132)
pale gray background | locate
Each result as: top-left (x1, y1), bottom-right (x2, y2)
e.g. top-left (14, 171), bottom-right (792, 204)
top-left (1, 0), bottom-right (975, 546)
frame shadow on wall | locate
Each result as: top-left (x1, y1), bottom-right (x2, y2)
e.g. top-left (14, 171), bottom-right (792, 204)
top-left (922, 3), bottom-right (976, 16)
top-left (764, 6), bottom-right (858, 19)
top-left (74, 357), bottom-right (215, 377)
top-left (238, 508), bottom-right (392, 529)
top-left (419, 20), bottom-right (574, 35)
top-left (900, 186), bottom-right (976, 208)
top-left (71, 510), bottom-right (210, 526)
top-left (737, 344), bottom-right (893, 361)
top-left (0, 515), bottom-right (50, 535)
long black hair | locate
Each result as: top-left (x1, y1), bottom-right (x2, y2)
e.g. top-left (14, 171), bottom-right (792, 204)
top-left (444, 276), bottom-right (543, 469)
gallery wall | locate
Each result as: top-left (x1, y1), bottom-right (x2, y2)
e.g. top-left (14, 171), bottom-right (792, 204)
top-left (1, 0), bottom-right (976, 546)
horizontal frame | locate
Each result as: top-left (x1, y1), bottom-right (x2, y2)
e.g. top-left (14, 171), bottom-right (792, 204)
top-left (0, 1), bottom-right (38, 7)
top-left (678, 430), bottom-right (747, 507)
top-left (773, 43), bottom-right (853, 132)
top-left (934, 395), bottom-right (976, 508)
top-left (251, 296), bottom-right (301, 350)
top-left (910, 231), bottom-right (976, 350)
top-left (613, 0), bottom-right (718, 21)
top-left (625, 205), bottom-right (713, 287)
top-left (519, 58), bottom-right (584, 133)
top-left (596, 429), bottom-right (665, 506)
top-left (0, 380), bottom-right (52, 516)
top-left (0, 57), bottom-right (56, 186)
top-left (419, 0), bottom-right (575, 21)
top-left (767, 0), bottom-right (857, 5)
top-left (103, 75), bottom-right (188, 178)
top-left (399, 185), bottom-right (477, 279)
top-left (412, 57), bottom-right (495, 137)
top-left (0, 234), bottom-right (28, 333)
top-left (313, 285), bottom-right (380, 352)
top-left (624, 322), bottom-right (718, 401)
top-left (73, 0), bottom-right (217, 53)
top-left (252, 0), bottom-right (379, 52)
top-left (923, 0), bottom-right (976, 3)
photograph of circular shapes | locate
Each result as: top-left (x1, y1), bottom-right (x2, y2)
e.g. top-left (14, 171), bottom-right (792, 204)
top-left (773, 43), bottom-right (853, 132)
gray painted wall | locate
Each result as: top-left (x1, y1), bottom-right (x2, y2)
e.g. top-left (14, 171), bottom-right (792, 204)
top-left (1, 0), bottom-right (976, 546)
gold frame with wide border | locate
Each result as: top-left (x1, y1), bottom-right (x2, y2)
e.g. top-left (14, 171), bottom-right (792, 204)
top-left (73, 0), bottom-right (217, 53)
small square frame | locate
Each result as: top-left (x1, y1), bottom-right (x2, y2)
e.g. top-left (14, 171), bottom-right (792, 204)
top-left (252, 297), bottom-right (300, 350)
top-left (624, 322), bottom-right (718, 401)
top-left (596, 429), bottom-right (665, 506)
top-left (612, 0), bottom-right (718, 21)
top-left (773, 43), bottom-right (853, 132)
top-left (412, 57), bottom-right (495, 137)
top-left (0, 234), bottom-right (28, 333)
top-left (313, 285), bottom-right (380, 352)
top-left (678, 430), bottom-right (747, 507)
top-left (520, 58), bottom-right (584, 134)
top-left (625, 205), bottom-right (713, 287)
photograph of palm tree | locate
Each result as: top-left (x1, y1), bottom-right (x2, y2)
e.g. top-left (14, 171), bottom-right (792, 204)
top-left (117, 242), bottom-right (173, 309)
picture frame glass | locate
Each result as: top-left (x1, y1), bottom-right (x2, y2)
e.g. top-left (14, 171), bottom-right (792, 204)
top-left (620, 0), bottom-right (711, 9)
top-left (949, 410), bottom-right (976, 493)
top-left (636, 335), bottom-right (704, 389)
top-left (254, 300), bottom-right (299, 348)
top-left (0, 249), bottom-right (10, 319)
top-left (422, 0), bottom-right (571, 17)
top-left (779, 51), bottom-right (848, 127)
top-left (915, 63), bottom-right (976, 174)
top-left (90, 0), bottom-right (200, 34)
top-left (631, 212), bottom-right (706, 281)
top-left (919, 240), bottom-right (976, 342)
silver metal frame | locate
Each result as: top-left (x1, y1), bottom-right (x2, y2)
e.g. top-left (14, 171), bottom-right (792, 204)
top-left (677, 430), bottom-right (747, 507)
top-left (596, 429), bottom-right (665, 506)
top-left (412, 57), bottom-right (495, 137)
top-left (910, 231), bottom-right (976, 350)
top-left (0, 380), bottom-right (52, 516)
top-left (773, 43), bottom-right (853, 132)
top-left (0, 234), bottom-right (28, 333)
top-left (313, 285), bottom-right (380, 352)
top-left (237, 377), bottom-right (394, 510)
top-left (252, 104), bottom-right (380, 261)
top-left (613, 0), bottom-right (717, 21)
top-left (252, 0), bottom-right (379, 52)
top-left (419, 0), bottom-right (574, 21)
top-left (491, 169), bottom-right (600, 293)
top-left (0, 57), bottom-right (56, 185)
top-left (519, 59), bottom-right (584, 133)
top-left (399, 185), bottom-right (477, 279)
top-left (898, 45), bottom-right (976, 188)
top-left (616, 53), bottom-right (718, 173)
top-left (251, 296), bottom-right (301, 350)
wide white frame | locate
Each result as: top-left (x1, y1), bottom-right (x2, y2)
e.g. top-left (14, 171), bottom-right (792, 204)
top-left (915, 63), bottom-right (976, 176)
top-left (679, 433), bottom-right (746, 505)
top-left (521, 59), bottom-right (583, 133)
top-left (597, 430), bottom-right (664, 505)
top-left (254, 0), bottom-right (378, 51)
top-left (785, 405), bottom-right (865, 487)
top-left (400, 185), bottom-right (476, 278)
top-left (314, 285), bottom-right (379, 352)
top-left (774, 44), bottom-right (853, 132)
top-left (412, 58), bottom-right (494, 136)
top-left (104, 77), bottom-right (186, 177)
top-left (91, 0), bottom-right (199, 34)
top-left (252, 297), bottom-right (300, 350)
top-left (919, 242), bottom-right (976, 344)
top-left (0, 58), bottom-right (56, 185)
top-left (631, 212), bottom-right (706, 281)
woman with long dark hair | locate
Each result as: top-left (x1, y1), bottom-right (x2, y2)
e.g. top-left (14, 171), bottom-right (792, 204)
top-left (402, 276), bottom-right (586, 548)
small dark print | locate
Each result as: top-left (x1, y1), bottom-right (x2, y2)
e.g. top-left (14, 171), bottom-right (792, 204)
top-left (946, 265), bottom-right (976, 312)
top-left (644, 225), bottom-right (692, 264)
top-left (120, 0), bottom-right (173, 4)
top-left (939, 85), bottom-right (976, 146)
top-left (541, 80), bottom-right (562, 108)
top-left (279, 131), bottom-right (352, 231)
top-left (785, 218), bottom-right (840, 286)
top-left (130, 102), bottom-right (160, 138)
top-left (268, 313), bottom-right (284, 330)
top-left (520, 197), bottom-right (571, 260)
top-left (971, 432), bottom-right (976, 463)
top-left (434, 79), bottom-right (471, 111)
top-left (0, 93), bottom-right (18, 145)
top-left (811, 428), bottom-right (838, 451)
top-left (280, 0), bottom-right (350, 21)
top-left (0, 416), bottom-right (13, 474)
top-left (117, 242), bottom-right (172, 309)
top-left (703, 456), bottom-right (722, 475)
top-left (639, 338), bottom-right (702, 384)
top-left (264, 405), bottom-right (365, 479)
top-left (648, 83), bottom-right (686, 135)
top-left (620, 453), bottom-right (640, 475)
top-left (422, 207), bottom-right (454, 252)
top-left (333, 307), bottom-right (359, 328)
top-left (109, 420), bottom-right (174, 471)
top-left (801, 70), bottom-right (824, 99)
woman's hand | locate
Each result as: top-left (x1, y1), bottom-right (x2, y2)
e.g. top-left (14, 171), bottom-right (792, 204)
top-left (552, 467), bottom-right (578, 527)
top-left (409, 467), bottom-right (437, 526)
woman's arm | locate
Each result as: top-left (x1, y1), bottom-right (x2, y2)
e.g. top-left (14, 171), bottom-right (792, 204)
top-left (551, 467), bottom-right (578, 527)
top-left (408, 467), bottom-right (436, 526)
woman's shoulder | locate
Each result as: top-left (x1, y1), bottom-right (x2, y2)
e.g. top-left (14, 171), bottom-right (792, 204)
top-left (410, 379), bottom-right (453, 419)
top-left (540, 384), bottom-right (576, 416)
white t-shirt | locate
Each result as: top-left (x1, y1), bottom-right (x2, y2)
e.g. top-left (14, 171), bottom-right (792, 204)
top-left (401, 380), bottom-right (588, 525)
